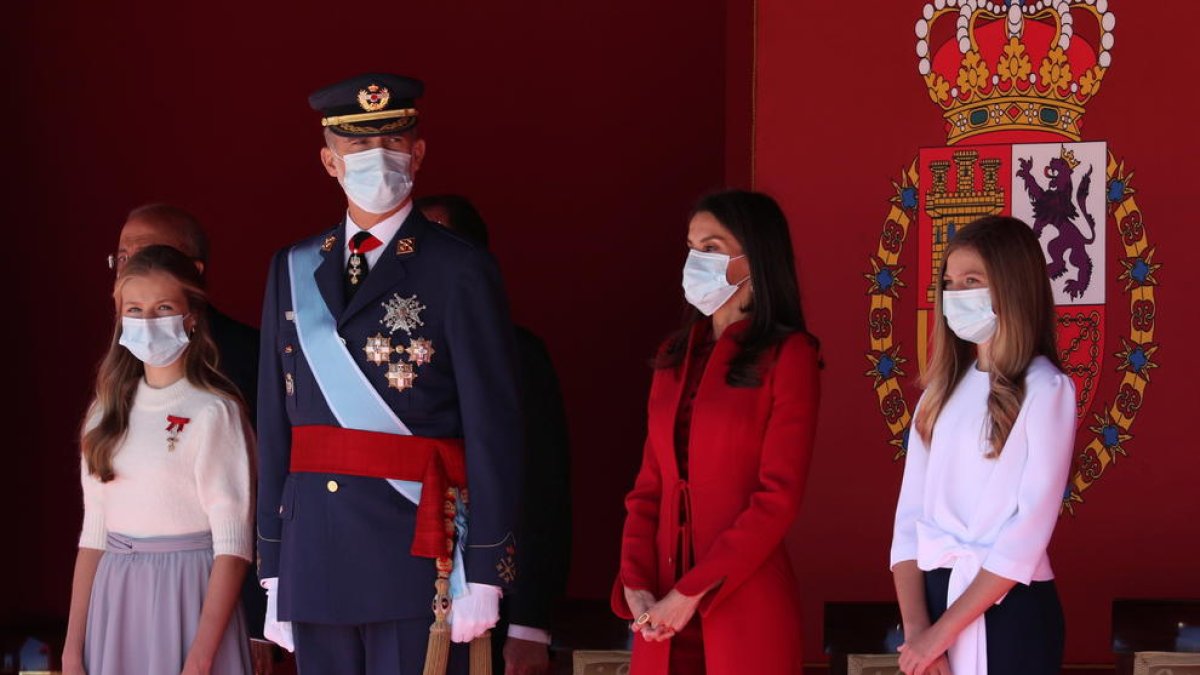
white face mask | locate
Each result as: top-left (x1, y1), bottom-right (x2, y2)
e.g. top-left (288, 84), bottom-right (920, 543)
top-left (942, 288), bottom-right (997, 344)
top-left (119, 314), bottom-right (191, 367)
top-left (682, 250), bottom-right (749, 316)
top-left (335, 147), bottom-right (414, 214)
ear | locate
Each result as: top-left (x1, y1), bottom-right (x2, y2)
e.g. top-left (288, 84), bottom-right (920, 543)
top-left (320, 145), bottom-right (340, 178)
top-left (410, 137), bottom-right (427, 175)
top-left (726, 255), bottom-right (751, 285)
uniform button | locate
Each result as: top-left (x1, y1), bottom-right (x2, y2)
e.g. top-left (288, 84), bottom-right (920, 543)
top-left (284, 345), bottom-right (294, 354)
top-left (278, 505), bottom-right (284, 515)
top-left (338, 336), bottom-right (347, 346)
top-left (326, 480), bottom-right (339, 493)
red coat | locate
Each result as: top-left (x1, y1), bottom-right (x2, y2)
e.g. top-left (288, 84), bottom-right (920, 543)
top-left (612, 320), bottom-right (821, 674)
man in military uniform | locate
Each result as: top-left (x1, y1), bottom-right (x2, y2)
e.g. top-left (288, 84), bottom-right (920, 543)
top-left (256, 73), bottom-right (523, 675)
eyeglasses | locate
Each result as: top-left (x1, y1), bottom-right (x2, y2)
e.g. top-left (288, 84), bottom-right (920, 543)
top-left (106, 253), bottom-right (128, 270)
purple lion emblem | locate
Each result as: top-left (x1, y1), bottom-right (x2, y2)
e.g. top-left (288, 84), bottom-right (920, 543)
top-left (1015, 151), bottom-right (1098, 299)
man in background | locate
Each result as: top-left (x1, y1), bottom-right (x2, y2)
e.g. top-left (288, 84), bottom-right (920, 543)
top-left (418, 194), bottom-right (572, 675)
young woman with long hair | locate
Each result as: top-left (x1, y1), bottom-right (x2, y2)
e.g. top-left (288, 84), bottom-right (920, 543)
top-left (890, 216), bottom-right (1076, 675)
top-left (63, 245), bottom-right (253, 675)
top-left (613, 190), bottom-right (821, 674)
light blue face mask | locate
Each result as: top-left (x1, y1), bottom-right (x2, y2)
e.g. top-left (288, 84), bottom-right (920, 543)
top-left (942, 288), bottom-right (997, 344)
top-left (119, 314), bottom-right (191, 366)
top-left (335, 147), bottom-right (414, 214)
top-left (682, 250), bottom-right (748, 316)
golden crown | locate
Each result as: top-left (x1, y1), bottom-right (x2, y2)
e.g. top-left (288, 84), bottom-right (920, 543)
top-left (1060, 146), bottom-right (1080, 168)
top-left (916, 0), bottom-right (1116, 144)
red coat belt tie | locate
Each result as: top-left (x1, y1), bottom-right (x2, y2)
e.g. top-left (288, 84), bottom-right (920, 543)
top-left (664, 479), bottom-right (695, 576)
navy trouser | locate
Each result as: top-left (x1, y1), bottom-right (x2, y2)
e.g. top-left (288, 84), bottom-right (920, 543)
top-left (924, 568), bottom-right (1065, 675)
top-left (295, 619), bottom-right (468, 675)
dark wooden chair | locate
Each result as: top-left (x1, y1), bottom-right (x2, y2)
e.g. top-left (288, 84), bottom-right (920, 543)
top-left (1113, 599), bottom-right (1200, 675)
top-left (824, 601), bottom-right (904, 675)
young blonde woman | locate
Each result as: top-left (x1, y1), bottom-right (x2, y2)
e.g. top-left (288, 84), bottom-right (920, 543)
top-left (63, 245), bottom-right (253, 675)
top-left (890, 216), bottom-right (1076, 675)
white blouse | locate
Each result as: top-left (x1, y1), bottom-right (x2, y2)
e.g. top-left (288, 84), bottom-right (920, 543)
top-left (890, 355), bottom-right (1076, 675)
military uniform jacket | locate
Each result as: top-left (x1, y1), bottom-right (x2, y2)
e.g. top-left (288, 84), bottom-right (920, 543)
top-left (256, 210), bottom-right (522, 624)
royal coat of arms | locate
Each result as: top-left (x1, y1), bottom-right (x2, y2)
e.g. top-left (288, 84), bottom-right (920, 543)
top-left (865, 0), bottom-right (1160, 513)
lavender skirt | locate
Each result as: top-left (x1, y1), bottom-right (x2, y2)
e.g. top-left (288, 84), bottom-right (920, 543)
top-left (84, 532), bottom-right (251, 675)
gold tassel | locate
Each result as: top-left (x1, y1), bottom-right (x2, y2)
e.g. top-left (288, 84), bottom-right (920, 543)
top-left (424, 489), bottom-right (459, 675)
top-left (470, 630), bottom-right (493, 675)
top-left (422, 575), bottom-right (452, 675)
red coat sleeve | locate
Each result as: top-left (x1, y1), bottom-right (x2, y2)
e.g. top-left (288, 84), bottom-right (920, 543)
top-left (674, 336), bottom-right (820, 613)
top-left (612, 433), bottom-right (663, 619)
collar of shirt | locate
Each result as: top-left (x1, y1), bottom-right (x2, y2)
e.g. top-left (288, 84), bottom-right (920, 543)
top-left (343, 201), bottom-right (412, 268)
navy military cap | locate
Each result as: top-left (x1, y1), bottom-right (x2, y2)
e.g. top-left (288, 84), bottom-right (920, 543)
top-left (308, 73), bottom-right (424, 137)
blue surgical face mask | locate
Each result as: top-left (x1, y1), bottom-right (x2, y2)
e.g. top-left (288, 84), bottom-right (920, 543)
top-left (942, 288), bottom-right (997, 344)
top-left (119, 314), bottom-right (191, 366)
top-left (682, 250), bottom-right (749, 316)
top-left (334, 147), bottom-right (414, 214)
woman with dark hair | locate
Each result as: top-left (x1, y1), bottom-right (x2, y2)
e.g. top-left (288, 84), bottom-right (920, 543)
top-left (890, 216), bottom-right (1075, 675)
top-left (613, 190), bottom-right (821, 674)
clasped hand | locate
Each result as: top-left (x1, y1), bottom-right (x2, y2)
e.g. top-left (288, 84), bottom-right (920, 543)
top-left (623, 586), bottom-right (701, 642)
top-left (897, 623), bottom-right (953, 675)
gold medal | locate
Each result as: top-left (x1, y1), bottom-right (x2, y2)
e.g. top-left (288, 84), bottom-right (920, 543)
top-left (407, 337), bottom-right (435, 366)
top-left (363, 333), bottom-right (393, 366)
top-left (386, 362), bottom-right (417, 392)
top-left (166, 415), bottom-right (190, 452)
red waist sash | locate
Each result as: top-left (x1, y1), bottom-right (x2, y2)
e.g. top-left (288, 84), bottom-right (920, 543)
top-left (289, 425), bottom-right (466, 560)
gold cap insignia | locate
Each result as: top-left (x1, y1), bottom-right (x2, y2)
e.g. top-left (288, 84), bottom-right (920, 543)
top-left (357, 84), bottom-right (391, 112)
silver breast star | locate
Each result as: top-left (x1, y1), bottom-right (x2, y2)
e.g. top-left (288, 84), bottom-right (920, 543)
top-left (380, 294), bottom-right (427, 336)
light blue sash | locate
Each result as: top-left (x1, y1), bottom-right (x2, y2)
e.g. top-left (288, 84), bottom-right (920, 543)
top-left (288, 238), bottom-right (468, 597)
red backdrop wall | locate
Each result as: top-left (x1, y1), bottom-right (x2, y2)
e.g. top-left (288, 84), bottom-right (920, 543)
top-left (752, 0), bottom-right (1200, 665)
top-left (5, 1), bottom-right (1197, 668)
top-left (2, 0), bottom-right (728, 622)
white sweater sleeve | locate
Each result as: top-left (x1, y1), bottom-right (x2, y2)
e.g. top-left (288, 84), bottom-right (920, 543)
top-left (981, 372), bottom-right (1077, 583)
top-left (890, 397), bottom-right (929, 569)
top-left (79, 454), bottom-right (108, 550)
top-left (193, 398), bottom-right (254, 562)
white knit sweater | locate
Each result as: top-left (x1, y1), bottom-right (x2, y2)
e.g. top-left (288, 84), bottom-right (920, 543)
top-left (79, 378), bottom-right (253, 561)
